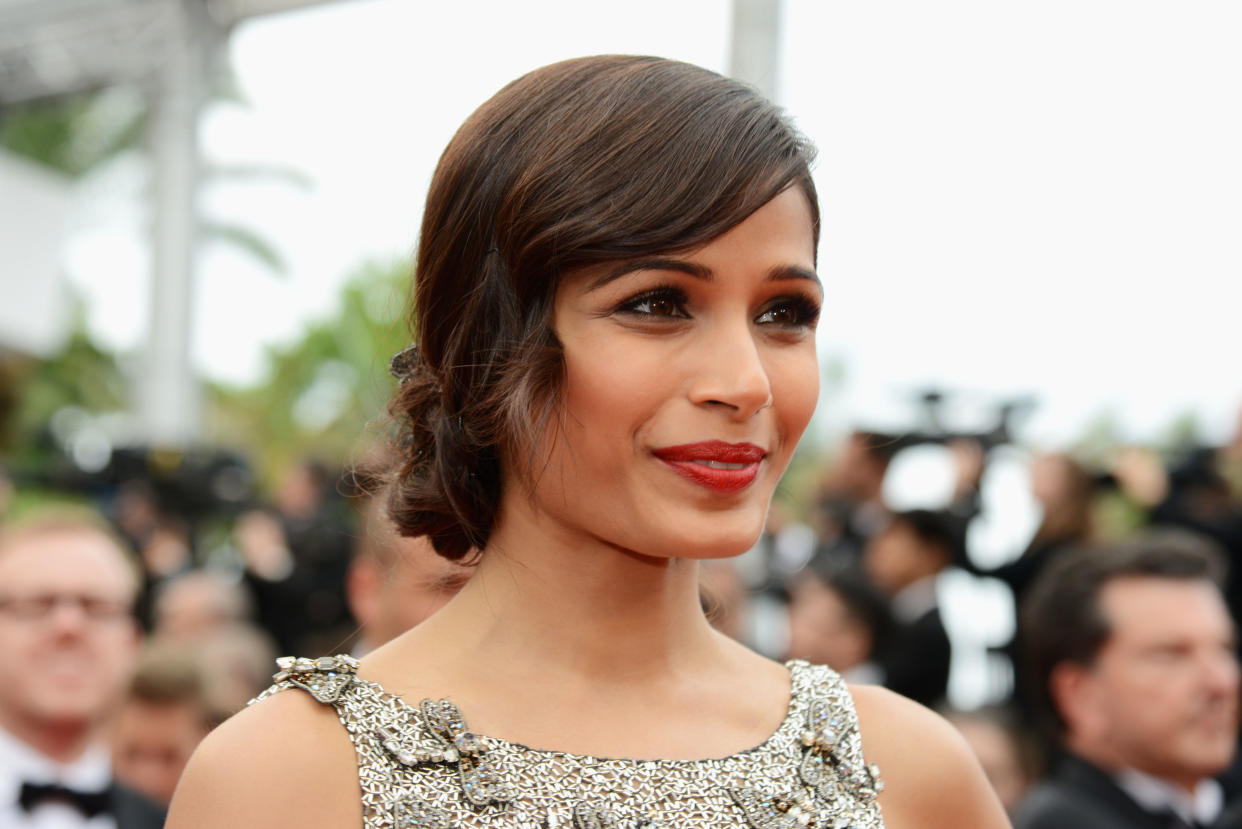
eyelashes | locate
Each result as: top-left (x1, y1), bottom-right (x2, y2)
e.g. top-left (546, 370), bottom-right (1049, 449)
top-left (612, 283), bottom-right (821, 329)
top-left (614, 285), bottom-right (691, 319)
top-left (758, 294), bottom-right (821, 328)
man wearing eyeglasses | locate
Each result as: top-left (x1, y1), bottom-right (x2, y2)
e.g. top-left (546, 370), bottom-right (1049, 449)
top-left (0, 513), bottom-right (164, 829)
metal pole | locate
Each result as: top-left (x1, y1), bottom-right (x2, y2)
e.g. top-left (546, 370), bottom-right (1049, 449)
top-left (141, 0), bottom-right (209, 448)
top-left (729, 0), bottom-right (784, 102)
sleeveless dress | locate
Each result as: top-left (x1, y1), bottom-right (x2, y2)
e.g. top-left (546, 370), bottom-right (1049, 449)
top-left (255, 655), bottom-right (885, 829)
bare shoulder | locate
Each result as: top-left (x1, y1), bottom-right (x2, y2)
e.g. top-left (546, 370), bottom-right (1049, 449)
top-left (167, 690), bottom-right (360, 829)
top-left (850, 685), bottom-right (1011, 829)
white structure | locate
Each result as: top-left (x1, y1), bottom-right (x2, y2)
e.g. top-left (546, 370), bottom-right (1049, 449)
top-left (729, 0), bottom-right (784, 101)
top-left (0, 150), bottom-right (72, 358)
top-left (0, 0), bottom-right (342, 447)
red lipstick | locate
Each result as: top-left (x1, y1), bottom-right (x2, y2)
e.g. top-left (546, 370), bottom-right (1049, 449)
top-left (652, 441), bottom-right (767, 493)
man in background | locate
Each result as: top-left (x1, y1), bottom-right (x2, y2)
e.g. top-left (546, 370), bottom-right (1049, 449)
top-left (786, 561), bottom-right (891, 685)
top-left (863, 509), bottom-right (956, 707)
top-left (1016, 531), bottom-right (1241, 829)
top-left (0, 513), bottom-right (164, 828)
top-left (110, 647), bottom-right (217, 808)
top-left (346, 489), bottom-right (474, 655)
top-left (152, 570), bottom-right (251, 644)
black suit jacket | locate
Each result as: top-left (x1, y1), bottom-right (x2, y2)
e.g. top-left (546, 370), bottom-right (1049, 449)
top-left (878, 606), bottom-right (951, 709)
top-left (111, 783), bottom-right (166, 829)
top-left (1015, 754), bottom-right (1237, 829)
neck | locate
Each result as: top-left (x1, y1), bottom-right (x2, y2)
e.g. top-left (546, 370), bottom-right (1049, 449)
top-left (415, 499), bottom-right (722, 687)
top-left (0, 709), bottom-right (98, 765)
top-left (374, 495), bottom-right (792, 761)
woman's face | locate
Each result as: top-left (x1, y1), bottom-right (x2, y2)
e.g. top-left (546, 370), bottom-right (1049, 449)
top-left (524, 188), bottom-right (820, 560)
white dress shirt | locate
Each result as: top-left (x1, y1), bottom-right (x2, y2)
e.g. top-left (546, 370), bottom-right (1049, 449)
top-left (890, 574), bottom-right (939, 625)
top-left (0, 727), bottom-right (116, 829)
top-left (1115, 766), bottom-right (1224, 826)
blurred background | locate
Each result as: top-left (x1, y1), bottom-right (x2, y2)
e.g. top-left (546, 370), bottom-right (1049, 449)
top-left (1, 0), bottom-right (1240, 714)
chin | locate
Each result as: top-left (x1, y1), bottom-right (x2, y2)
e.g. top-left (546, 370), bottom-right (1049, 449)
top-left (32, 700), bottom-right (99, 727)
top-left (1200, 744), bottom-right (1239, 774)
top-left (1171, 746), bottom-right (1236, 780)
top-left (657, 517), bottom-right (766, 560)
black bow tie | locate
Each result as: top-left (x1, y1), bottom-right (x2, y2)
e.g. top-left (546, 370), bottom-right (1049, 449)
top-left (1160, 811), bottom-right (1206, 829)
top-left (18, 780), bottom-right (111, 818)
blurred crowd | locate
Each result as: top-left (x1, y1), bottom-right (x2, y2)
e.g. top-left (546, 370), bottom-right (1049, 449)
top-left (1, 404), bottom-right (1241, 826)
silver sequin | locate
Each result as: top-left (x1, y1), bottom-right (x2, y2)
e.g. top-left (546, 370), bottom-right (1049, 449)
top-left (253, 658), bottom-right (884, 829)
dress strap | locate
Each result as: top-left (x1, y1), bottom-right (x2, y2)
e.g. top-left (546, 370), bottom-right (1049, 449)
top-left (728, 663), bottom-right (884, 829)
top-left (266, 654), bottom-right (361, 703)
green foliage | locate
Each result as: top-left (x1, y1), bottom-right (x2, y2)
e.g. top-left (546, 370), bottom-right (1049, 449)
top-left (0, 309), bottom-right (129, 480)
top-left (4, 322), bottom-right (125, 431)
top-left (1092, 489), bottom-right (1149, 542)
top-left (20, 331), bottom-right (127, 425)
top-left (0, 88), bottom-right (146, 176)
top-left (208, 259), bottom-right (412, 483)
top-left (3, 488), bottom-right (92, 523)
top-left (1157, 410), bottom-right (1202, 453)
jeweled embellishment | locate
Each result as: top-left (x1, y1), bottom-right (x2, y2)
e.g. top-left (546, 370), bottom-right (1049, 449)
top-left (732, 693), bottom-right (884, 829)
top-left (273, 654), bottom-right (359, 704)
top-left (378, 725), bottom-right (458, 767)
top-left (392, 799), bottom-right (454, 829)
top-left (728, 788), bottom-right (819, 829)
top-left (798, 699), bottom-right (882, 802)
top-left (380, 699), bottom-right (512, 809)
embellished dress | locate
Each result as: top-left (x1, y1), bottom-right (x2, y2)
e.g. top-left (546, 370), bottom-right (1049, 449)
top-left (255, 655), bottom-right (885, 829)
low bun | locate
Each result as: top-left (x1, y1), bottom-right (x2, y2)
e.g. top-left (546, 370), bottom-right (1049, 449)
top-left (386, 341), bottom-right (502, 562)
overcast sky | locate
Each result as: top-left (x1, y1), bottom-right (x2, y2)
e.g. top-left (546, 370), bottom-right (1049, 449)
top-left (65, 0), bottom-right (1242, 450)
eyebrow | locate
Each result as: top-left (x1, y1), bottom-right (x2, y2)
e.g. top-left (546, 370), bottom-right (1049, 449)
top-left (588, 258), bottom-right (820, 291)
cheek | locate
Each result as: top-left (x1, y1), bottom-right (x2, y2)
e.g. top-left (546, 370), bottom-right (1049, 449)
top-left (1108, 666), bottom-right (1180, 724)
top-left (771, 349), bottom-right (819, 439)
top-left (559, 350), bottom-right (658, 448)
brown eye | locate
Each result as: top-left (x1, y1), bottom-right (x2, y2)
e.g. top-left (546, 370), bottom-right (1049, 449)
top-left (756, 296), bottom-right (821, 329)
top-left (615, 286), bottom-right (690, 320)
top-left (766, 306), bottom-right (796, 325)
top-left (649, 297), bottom-right (677, 316)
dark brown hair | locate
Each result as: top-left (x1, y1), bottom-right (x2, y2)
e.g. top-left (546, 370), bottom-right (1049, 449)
top-left (1020, 529), bottom-right (1225, 735)
top-left (388, 55), bottom-right (819, 561)
top-left (127, 645), bottom-right (223, 728)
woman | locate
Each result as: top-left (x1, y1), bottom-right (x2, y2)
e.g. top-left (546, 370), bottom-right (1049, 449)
top-left (169, 56), bottom-right (1008, 828)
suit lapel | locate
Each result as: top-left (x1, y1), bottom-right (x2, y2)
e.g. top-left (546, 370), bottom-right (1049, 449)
top-left (108, 782), bottom-right (167, 829)
top-left (1058, 755), bottom-right (1191, 829)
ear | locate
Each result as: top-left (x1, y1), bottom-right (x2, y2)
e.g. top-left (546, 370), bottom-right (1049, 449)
top-left (1049, 661), bottom-right (1105, 741)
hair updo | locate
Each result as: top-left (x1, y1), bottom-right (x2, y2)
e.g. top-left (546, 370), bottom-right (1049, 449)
top-left (388, 55), bottom-right (819, 561)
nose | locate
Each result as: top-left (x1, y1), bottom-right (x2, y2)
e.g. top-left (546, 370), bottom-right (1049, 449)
top-left (1207, 648), bottom-right (1242, 695)
top-left (45, 597), bottom-right (91, 637)
top-left (687, 318), bottom-right (773, 419)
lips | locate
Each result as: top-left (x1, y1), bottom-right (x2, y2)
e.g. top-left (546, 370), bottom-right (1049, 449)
top-left (652, 441), bottom-right (767, 493)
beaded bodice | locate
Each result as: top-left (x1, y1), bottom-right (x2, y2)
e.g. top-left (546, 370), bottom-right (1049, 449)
top-left (255, 655), bottom-right (885, 829)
